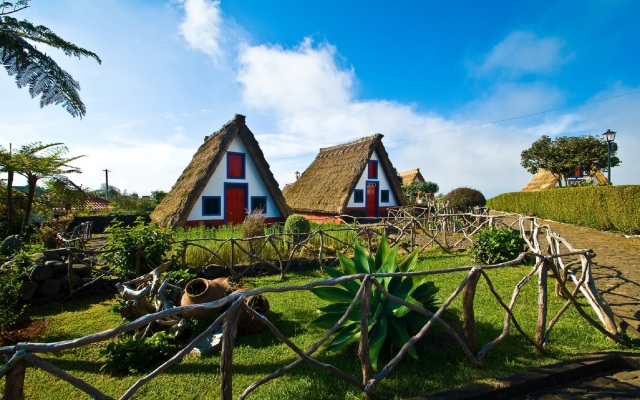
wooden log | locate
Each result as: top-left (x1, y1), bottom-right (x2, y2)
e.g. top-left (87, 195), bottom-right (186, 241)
top-left (462, 269), bottom-right (481, 353)
top-left (2, 358), bottom-right (26, 400)
top-left (358, 277), bottom-right (373, 384)
top-left (535, 259), bottom-right (549, 351)
top-left (221, 302), bottom-right (240, 400)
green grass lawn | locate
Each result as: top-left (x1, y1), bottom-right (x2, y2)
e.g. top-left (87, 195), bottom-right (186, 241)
top-left (15, 249), bottom-right (637, 399)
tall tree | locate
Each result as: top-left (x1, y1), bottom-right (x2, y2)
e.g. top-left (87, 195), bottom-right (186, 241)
top-left (0, 1), bottom-right (101, 117)
top-left (521, 135), bottom-right (621, 186)
top-left (0, 144), bottom-right (17, 235)
top-left (1, 142), bottom-right (84, 234)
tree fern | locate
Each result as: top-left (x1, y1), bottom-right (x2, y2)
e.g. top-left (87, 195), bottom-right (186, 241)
top-left (0, 1), bottom-right (101, 117)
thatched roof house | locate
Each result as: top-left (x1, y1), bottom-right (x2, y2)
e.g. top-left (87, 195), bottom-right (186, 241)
top-left (521, 169), bottom-right (560, 191)
top-left (282, 134), bottom-right (406, 219)
top-left (151, 114), bottom-right (290, 227)
top-left (398, 168), bottom-right (425, 186)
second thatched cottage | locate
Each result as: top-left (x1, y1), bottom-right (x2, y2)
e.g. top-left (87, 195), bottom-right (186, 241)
top-left (151, 114), bottom-right (290, 228)
top-left (282, 134), bottom-right (406, 221)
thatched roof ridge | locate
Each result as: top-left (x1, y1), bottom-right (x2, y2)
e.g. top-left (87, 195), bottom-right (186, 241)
top-left (150, 114), bottom-right (290, 227)
top-left (398, 168), bottom-right (425, 186)
top-left (521, 169), bottom-right (560, 192)
top-left (283, 133), bottom-right (407, 214)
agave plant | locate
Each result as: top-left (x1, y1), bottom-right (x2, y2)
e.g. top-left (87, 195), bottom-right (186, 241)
top-left (310, 236), bottom-right (438, 370)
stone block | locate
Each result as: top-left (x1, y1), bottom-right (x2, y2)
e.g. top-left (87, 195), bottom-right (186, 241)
top-left (30, 253), bottom-right (46, 265)
top-left (45, 260), bottom-right (67, 275)
top-left (72, 263), bottom-right (92, 278)
top-left (29, 264), bottom-right (53, 281)
top-left (20, 280), bottom-right (38, 301)
top-left (61, 273), bottom-right (81, 291)
top-left (42, 250), bottom-right (64, 261)
top-left (37, 278), bottom-right (62, 297)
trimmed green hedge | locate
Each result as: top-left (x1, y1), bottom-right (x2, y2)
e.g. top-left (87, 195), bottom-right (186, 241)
top-left (487, 185), bottom-right (640, 234)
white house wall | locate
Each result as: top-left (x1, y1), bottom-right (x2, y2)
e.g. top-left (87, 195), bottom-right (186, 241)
top-left (346, 150), bottom-right (399, 207)
top-left (186, 136), bottom-right (281, 221)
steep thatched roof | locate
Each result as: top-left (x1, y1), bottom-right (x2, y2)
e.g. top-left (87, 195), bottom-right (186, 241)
top-left (521, 169), bottom-right (560, 191)
top-left (150, 114), bottom-right (290, 227)
top-left (282, 134), bottom-right (407, 214)
top-left (593, 170), bottom-right (609, 185)
top-left (398, 168), bottom-right (425, 186)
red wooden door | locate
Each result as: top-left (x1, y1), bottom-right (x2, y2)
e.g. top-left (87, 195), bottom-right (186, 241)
top-left (366, 182), bottom-right (378, 217)
top-left (225, 185), bottom-right (247, 225)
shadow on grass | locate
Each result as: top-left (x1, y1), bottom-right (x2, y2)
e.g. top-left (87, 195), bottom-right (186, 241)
top-left (27, 292), bottom-right (116, 319)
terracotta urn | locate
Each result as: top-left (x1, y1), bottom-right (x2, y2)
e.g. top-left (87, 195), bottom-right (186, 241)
top-left (180, 278), bottom-right (227, 318)
top-left (228, 287), bottom-right (270, 335)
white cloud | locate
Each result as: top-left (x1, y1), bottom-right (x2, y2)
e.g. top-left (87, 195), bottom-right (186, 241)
top-left (237, 39), bottom-right (354, 115)
top-left (473, 31), bottom-right (571, 78)
top-left (235, 36), bottom-right (639, 198)
top-left (235, 38), bottom-right (540, 196)
top-left (178, 0), bottom-right (224, 60)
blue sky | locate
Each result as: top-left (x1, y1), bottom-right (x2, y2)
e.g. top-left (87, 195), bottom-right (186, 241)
top-left (2, 0), bottom-right (639, 198)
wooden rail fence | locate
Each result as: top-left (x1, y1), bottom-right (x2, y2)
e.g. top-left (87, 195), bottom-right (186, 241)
top-left (1, 213), bottom-right (621, 399)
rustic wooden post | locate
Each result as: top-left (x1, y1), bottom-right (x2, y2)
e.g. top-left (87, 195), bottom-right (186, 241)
top-left (135, 248), bottom-right (141, 277)
top-left (221, 305), bottom-right (241, 400)
top-left (535, 259), bottom-right (549, 351)
top-left (462, 268), bottom-right (481, 354)
top-left (358, 277), bottom-right (373, 385)
top-left (181, 240), bottom-right (188, 268)
top-left (67, 248), bottom-right (74, 293)
top-left (318, 231), bottom-right (325, 270)
top-left (410, 219), bottom-right (416, 249)
top-left (3, 359), bottom-right (27, 400)
top-left (230, 240), bottom-right (235, 271)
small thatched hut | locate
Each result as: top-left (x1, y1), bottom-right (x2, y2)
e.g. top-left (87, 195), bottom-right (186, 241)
top-left (521, 169), bottom-right (561, 191)
top-left (398, 168), bottom-right (425, 186)
top-left (150, 114), bottom-right (290, 227)
top-left (282, 134), bottom-right (406, 220)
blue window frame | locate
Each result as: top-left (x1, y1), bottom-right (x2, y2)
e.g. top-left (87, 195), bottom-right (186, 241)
top-left (227, 152), bottom-right (246, 179)
top-left (250, 196), bottom-right (267, 214)
top-left (202, 196), bottom-right (221, 216)
top-left (368, 160), bottom-right (378, 179)
top-left (353, 189), bottom-right (364, 203)
top-left (381, 190), bottom-right (390, 203)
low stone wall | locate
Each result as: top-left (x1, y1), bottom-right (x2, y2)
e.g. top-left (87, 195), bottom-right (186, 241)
top-left (12, 250), bottom-right (116, 304)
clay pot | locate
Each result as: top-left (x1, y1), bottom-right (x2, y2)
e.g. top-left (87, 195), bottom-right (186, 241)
top-left (180, 278), bottom-right (227, 318)
top-left (228, 288), bottom-right (270, 335)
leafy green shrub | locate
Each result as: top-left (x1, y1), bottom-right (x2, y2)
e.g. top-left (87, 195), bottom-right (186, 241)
top-left (10, 250), bottom-right (32, 276)
top-left (101, 218), bottom-right (175, 278)
top-left (100, 331), bottom-right (180, 375)
top-left (284, 214), bottom-right (311, 244)
top-left (444, 187), bottom-right (486, 212)
top-left (0, 268), bottom-right (25, 335)
top-left (468, 226), bottom-right (526, 265)
top-left (310, 237), bottom-right (438, 370)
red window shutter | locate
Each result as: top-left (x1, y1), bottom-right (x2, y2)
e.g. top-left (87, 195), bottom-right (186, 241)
top-left (228, 153), bottom-right (245, 178)
top-left (368, 161), bottom-right (378, 179)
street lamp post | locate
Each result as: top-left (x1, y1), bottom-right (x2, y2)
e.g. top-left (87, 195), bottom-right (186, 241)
top-left (602, 129), bottom-right (616, 184)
